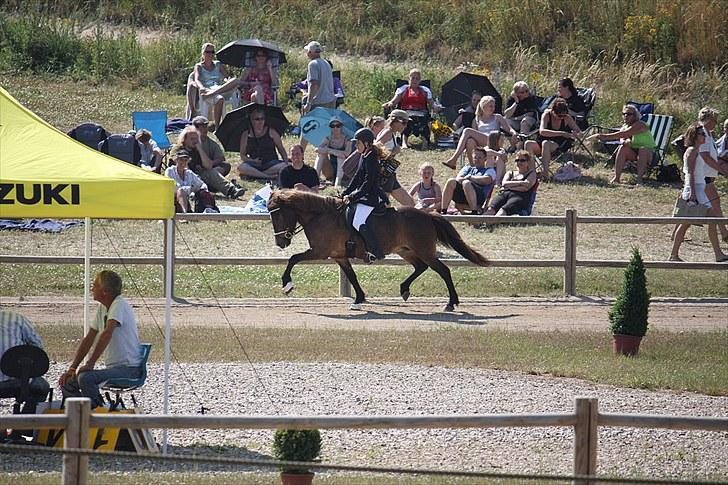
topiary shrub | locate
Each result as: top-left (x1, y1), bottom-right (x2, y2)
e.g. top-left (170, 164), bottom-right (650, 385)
top-left (272, 429), bottom-right (322, 474)
top-left (609, 247), bottom-right (650, 336)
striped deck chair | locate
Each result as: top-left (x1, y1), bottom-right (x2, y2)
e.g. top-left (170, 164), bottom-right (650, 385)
top-left (645, 113), bottom-right (674, 168)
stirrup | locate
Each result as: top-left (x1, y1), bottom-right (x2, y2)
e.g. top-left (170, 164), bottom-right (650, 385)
top-left (365, 252), bottom-right (378, 264)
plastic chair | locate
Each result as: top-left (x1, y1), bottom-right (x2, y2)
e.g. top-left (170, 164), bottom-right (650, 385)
top-left (98, 134), bottom-right (142, 165)
top-left (67, 122), bottom-right (108, 150)
top-left (100, 343), bottom-right (152, 410)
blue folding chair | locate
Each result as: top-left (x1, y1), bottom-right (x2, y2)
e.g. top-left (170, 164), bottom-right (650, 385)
top-left (100, 343), bottom-right (152, 410)
top-left (133, 111), bottom-right (172, 171)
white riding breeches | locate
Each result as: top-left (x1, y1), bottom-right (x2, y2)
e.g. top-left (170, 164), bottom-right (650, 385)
top-left (352, 203), bottom-right (374, 230)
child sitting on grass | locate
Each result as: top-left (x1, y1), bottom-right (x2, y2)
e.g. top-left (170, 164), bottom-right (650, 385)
top-left (408, 162), bottom-right (442, 211)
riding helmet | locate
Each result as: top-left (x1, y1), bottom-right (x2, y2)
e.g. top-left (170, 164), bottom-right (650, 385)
top-left (351, 127), bottom-right (375, 145)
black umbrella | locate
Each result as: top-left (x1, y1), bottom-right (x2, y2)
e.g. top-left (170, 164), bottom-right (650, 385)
top-left (216, 103), bottom-right (290, 152)
top-left (216, 39), bottom-right (287, 69)
top-left (441, 72), bottom-right (502, 125)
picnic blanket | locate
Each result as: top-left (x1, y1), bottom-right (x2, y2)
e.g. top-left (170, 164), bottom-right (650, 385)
top-left (0, 219), bottom-right (83, 233)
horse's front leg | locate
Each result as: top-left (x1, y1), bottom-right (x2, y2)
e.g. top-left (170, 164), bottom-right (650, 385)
top-left (336, 258), bottom-right (366, 307)
top-left (282, 249), bottom-right (316, 294)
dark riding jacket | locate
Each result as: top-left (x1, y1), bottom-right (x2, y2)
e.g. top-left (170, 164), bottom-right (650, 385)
top-left (342, 150), bottom-right (387, 207)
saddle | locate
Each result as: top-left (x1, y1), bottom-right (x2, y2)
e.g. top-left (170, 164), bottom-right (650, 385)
top-left (344, 207), bottom-right (394, 257)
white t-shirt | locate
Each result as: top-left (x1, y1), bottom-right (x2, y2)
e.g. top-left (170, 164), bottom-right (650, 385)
top-left (698, 130), bottom-right (718, 178)
top-left (91, 295), bottom-right (142, 368)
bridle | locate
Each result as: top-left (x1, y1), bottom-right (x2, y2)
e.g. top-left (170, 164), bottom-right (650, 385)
top-left (269, 206), bottom-right (304, 241)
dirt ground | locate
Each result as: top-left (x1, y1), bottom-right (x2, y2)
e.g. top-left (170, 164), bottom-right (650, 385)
top-left (1, 296), bottom-right (726, 332)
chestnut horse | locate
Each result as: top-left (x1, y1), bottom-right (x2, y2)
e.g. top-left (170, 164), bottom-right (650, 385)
top-left (267, 190), bottom-right (489, 311)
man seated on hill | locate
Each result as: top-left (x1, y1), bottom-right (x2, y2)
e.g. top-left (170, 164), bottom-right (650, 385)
top-left (504, 81), bottom-right (539, 135)
top-left (0, 310), bottom-right (50, 415)
top-left (135, 129), bottom-right (164, 173)
top-left (278, 144), bottom-right (319, 193)
top-left (193, 116), bottom-right (231, 176)
top-left (440, 147), bottom-right (495, 214)
top-left (59, 270), bottom-right (142, 408)
top-left (171, 126), bottom-right (245, 199)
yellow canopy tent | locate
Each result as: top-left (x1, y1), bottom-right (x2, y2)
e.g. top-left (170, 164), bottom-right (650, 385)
top-left (0, 86), bottom-right (174, 219)
top-left (0, 86), bottom-right (175, 451)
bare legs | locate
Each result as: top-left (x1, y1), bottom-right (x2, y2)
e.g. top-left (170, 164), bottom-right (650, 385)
top-left (441, 179), bottom-right (478, 212)
top-left (524, 139), bottom-right (558, 178)
top-left (442, 128), bottom-right (489, 169)
top-left (612, 146), bottom-right (650, 184)
top-left (237, 161), bottom-right (285, 180)
top-left (670, 204), bottom-right (728, 262)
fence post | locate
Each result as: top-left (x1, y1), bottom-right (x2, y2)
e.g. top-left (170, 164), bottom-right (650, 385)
top-left (63, 398), bottom-right (91, 485)
top-left (573, 397), bottom-right (598, 485)
top-left (564, 209), bottom-right (577, 296)
top-left (164, 219), bottom-right (176, 299)
top-left (339, 266), bottom-right (352, 298)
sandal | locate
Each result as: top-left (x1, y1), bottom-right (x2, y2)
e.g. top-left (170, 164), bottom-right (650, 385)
top-left (441, 160), bottom-right (457, 170)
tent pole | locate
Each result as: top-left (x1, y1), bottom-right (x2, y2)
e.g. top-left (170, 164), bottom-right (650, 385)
top-left (83, 218), bottom-right (91, 334)
top-left (163, 218), bottom-right (173, 454)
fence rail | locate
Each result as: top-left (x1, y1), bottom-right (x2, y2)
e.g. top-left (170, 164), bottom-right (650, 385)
top-left (2, 397), bottom-right (727, 485)
top-left (2, 212), bottom-right (727, 297)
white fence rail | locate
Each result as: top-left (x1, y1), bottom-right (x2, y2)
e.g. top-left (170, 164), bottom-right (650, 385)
top-left (1, 211), bottom-right (726, 297)
top-left (2, 397), bottom-right (727, 485)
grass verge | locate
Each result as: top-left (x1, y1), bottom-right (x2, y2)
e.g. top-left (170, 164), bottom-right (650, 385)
top-left (37, 325), bottom-right (728, 396)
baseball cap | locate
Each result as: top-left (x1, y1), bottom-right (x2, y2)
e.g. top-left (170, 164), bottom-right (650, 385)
top-left (329, 116), bottom-right (343, 127)
top-left (175, 149), bottom-right (191, 159)
top-left (192, 115), bottom-right (209, 126)
top-left (303, 41), bottom-right (322, 53)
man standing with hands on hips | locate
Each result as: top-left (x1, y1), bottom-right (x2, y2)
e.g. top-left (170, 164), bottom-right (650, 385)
top-left (59, 270), bottom-right (142, 408)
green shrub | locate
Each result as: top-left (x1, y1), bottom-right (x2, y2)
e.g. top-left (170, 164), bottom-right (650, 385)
top-left (272, 429), bottom-right (321, 474)
top-left (609, 248), bottom-right (650, 336)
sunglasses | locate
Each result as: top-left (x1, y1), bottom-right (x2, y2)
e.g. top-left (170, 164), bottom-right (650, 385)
top-left (516, 158), bottom-right (529, 162)
top-left (204, 50), bottom-right (215, 54)
top-left (252, 117), bottom-right (265, 121)
top-left (330, 123), bottom-right (343, 128)
top-left (622, 112), bottom-right (634, 116)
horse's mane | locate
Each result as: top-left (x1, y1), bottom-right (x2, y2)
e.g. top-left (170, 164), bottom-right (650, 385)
top-left (272, 189), bottom-right (344, 215)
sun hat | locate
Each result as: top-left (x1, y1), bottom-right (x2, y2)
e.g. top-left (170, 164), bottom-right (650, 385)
top-left (303, 41), bottom-right (322, 53)
top-left (388, 109), bottom-right (410, 123)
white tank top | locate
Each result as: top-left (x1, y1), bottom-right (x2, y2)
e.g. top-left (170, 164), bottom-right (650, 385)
top-left (477, 115), bottom-right (500, 134)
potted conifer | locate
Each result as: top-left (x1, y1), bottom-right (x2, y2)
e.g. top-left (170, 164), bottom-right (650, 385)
top-left (272, 429), bottom-right (322, 485)
top-left (609, 247), bottom-right (650, 356)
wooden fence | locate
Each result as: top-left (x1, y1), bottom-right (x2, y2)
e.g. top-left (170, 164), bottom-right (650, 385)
top-left (1, 211), bottom-right (726, 297)
top-left (1, 397), bottom-right (727, 485)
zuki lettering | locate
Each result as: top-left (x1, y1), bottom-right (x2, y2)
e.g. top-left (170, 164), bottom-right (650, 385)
top-left (0, 183), bottom-right (80, 205)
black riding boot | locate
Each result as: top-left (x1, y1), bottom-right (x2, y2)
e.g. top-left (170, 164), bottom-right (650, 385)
top-left (357, 224), bottom-right (384, 263)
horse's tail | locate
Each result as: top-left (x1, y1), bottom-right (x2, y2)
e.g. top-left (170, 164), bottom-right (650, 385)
top-left (431, 214), bottom-right (490, 266)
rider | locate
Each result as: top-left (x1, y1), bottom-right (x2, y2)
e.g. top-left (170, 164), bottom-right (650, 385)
top-left (342, 128), bottom-right (388, 263)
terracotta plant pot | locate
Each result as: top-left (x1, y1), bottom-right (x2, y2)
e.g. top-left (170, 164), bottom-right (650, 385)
top-left (280, 472), bottom-right (315, 485)
top-left (612, 334), bottom-right (643, 356)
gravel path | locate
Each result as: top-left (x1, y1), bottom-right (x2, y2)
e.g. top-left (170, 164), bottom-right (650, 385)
top-left (2, 362), bottom-right (727, 481)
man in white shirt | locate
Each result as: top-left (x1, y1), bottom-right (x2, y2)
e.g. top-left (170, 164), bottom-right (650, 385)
top-left (59, 270), bottom-right (142, 408)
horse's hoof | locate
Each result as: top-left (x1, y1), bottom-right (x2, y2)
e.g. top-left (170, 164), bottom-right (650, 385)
top-left (444, 303), bottom-right (455, 312)
top-left (282, 281), bottom-right (294, 294)
top-left (350, 303), bottom-right (363, 311)
top-left (401, 290), bottom-right (410, 302)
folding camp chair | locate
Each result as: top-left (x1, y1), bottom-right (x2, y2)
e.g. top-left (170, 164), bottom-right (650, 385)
top-left (599, 113), bottom-right (674, 177)
top-left (387, 79), bottom-right (434, 148)
top-left (67, 122), bottom-right (108, 150)
top-left (98, 134), bottom-right (142, 165)
top-left (132, 111), bottom-right (172, 168)
top-left (626, 101), bottom-right (654, 121)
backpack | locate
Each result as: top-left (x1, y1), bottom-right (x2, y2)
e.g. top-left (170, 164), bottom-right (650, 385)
top-left (658, 164), bottom-right (682, 183)
top-left (68, 122), bottom-right (108, 150)
top-left (554, 161), bottom-right (582, 182)
top-left (193, 190), bottom-right (220, 213)
top-left (98, 134), bottom-right (142, 165)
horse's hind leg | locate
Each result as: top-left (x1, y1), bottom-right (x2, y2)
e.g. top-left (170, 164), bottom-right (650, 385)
top-left (400, 256), bottom-right (428, 302)
top-left (282, 249), bottom-right (315, 294)
top-left (336, 259), bottom-right (366, 304)
top-left (424, 257), bottom-right (460, 311)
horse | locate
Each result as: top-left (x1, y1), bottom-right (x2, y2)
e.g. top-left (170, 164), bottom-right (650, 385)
top-left (267, 190), bottom-right (489, 311)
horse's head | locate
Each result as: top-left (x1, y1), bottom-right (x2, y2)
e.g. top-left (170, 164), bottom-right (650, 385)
top-left (268, 191), bottom-right (297, 249)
